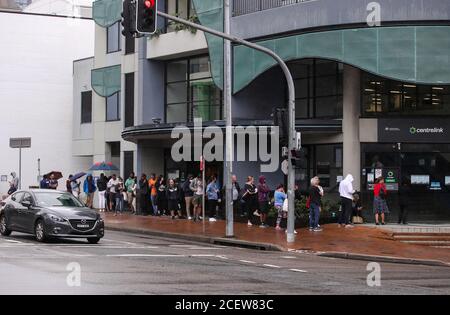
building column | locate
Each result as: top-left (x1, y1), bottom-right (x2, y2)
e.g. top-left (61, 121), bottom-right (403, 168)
top-left (342, 65), bottom-right (361, 191)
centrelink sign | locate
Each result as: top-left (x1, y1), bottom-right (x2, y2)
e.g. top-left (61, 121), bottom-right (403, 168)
top-left (379, 119), bottom-right (449, 143)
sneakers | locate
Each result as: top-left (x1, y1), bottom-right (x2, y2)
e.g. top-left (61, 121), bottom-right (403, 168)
top-left (313, 228), bottom-right (323, 232)
top-left (247, 221), bottom-right (253, 227)
top-left (275, 226), bottom-right (283, 231)
top-left (259, 224), bottom-right (268, 228)
top-left (188, 216), bottom-right (193, 220)
top-left (345, 224), bottom-right (354, 228)
top-left (209, 218), bottom-right (217, 222)
top-left (285, 230), bottom-right (298, 235)
top-left (253, 211), bottom-right (261, 217)
top-left (309, 227), bottom-right (314, 231)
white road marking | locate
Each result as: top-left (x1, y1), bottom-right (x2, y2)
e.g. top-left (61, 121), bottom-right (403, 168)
top-left (281, 256), bottom-right (297, 259)
top-left (169, 245), bottom-right (194, 247)
top-left (216, 255), bottom-right (229, 260)
top-left (263, 264), bottom-right (281, 268)
top-left (106, 254), bottom-right (186, 258)
top-left (3, 240), bottom-right (24, 244)
top-left (188, 247), bottom-right (221, 250)
top-left (290, 269), bottom-right (308, 273)
top-left (239, 260), bottom-right (256, 264)
top-left (190, 254), bottom-right (217, 257)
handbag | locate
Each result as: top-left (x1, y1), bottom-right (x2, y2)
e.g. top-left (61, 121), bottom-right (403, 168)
top-left (352, 216), bottom-right (364, 224)
top-left (282, 198), bottom-right (289, 212)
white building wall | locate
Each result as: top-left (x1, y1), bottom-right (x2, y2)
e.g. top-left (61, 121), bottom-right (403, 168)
top-left (0, 12), bottom-right (94, 193)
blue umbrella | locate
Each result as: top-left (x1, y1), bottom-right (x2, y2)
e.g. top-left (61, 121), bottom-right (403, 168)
top-left (70, 172), bottom-right (86, 181)
top-left (89, 162), bottom-right (119, 172)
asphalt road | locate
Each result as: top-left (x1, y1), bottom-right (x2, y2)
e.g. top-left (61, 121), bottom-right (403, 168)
top-left (0, 230), bottom-right (449, 295)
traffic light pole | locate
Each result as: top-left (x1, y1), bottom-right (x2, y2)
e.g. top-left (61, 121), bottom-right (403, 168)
top-left (156, 11), bottom-right (298, 243)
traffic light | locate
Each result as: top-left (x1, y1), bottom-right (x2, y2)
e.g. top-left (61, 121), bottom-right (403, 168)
top-left (291, 148), bottom-right (307, 169)
top-left (136, 0), bottom-right (157, 34)
top-left (121, 0), bottom-right (137, 37)
top-left (273, 108), bottom-right (288, 146)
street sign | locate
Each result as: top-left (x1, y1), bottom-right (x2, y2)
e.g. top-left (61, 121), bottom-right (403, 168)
top-left (281, 159), bottom-right (289, 175)
top-left (9, 137), bottom-right (31, 148)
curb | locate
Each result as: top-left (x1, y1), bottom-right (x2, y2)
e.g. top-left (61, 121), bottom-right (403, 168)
top-left (317, 252), bottom-right (450, 268)
top-left (106, 225), bottom-right (283, 252)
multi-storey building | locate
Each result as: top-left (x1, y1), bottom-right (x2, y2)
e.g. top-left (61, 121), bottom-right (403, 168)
top-left (77, 0), bottom-right (450, 221)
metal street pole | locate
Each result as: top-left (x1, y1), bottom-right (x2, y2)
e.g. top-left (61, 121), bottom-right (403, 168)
top-left (156, 11), bottom-right (297, 242)
top-left (223, 0), bottom-right (234, 238)
top-left (19, 147), bottom-right (22, 190)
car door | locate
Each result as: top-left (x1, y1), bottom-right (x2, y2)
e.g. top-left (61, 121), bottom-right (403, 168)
top-left (6, 192), bottom-right (24, 230)
top-left (17, 193), bottom-right (38, 233)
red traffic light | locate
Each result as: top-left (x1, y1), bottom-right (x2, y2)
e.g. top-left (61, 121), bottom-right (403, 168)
top-left (144, 0), bottom-right (155, 9)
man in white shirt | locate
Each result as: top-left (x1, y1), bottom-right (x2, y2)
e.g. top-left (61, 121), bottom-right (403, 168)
top-left (107, 174), bottom-right (120, 212)
top-left (338, 174), bottom-right (355, 228)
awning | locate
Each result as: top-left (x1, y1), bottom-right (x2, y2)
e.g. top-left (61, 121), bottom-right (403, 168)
top-left (93, 0), bottom-right (122, 28)
top-left (91, 65), bottom-right (121, 98)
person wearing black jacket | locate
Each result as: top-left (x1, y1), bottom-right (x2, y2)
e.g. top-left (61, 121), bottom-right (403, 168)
top-left (97, 173), bottom-right (108, 213)
top-left (167, 179), bottom-right (181, 219)
top-left (182, 175), bottom-right (194, 220)
top-left (231, 175), bottom-right (242, 216)
top-left (139, 174), bottom-right (150, 215)
top-left (398, 180), bottom-right (411, 225)
top-left (309, 176), bottom-right (324, 232)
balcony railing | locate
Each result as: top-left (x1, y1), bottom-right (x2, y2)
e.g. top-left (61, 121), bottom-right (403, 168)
top-left (233, 0), bottom-right (314, 17)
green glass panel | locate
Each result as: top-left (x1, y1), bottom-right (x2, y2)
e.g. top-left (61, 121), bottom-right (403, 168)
top-left (416, 27), bottom-right (450, 84)
top-left (343, 28), bottom-right (378, 73)
top-left (233, 26), bottom-right (450, 92)
top-left (93, 0), bottom-right (122, 28)
top-left (379, 28), bottom-right (416, 81)
top-left (192, 0), bottom-right (224, 89)
top-left (91, 65), bottom-right (121, 98)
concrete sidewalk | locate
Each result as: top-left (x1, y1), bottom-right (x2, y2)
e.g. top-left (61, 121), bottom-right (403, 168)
top-left (103, 213), bottom-right (450, 267)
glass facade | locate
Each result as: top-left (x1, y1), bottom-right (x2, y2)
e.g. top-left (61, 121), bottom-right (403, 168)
top-left (107, 22), bottom-right (121, 54)
top-left (290, 59), bottom-right (343, 119)
top-left (362, 143), bottom-right (450, 221)
top-left (166, 56), bottom-right (223, 123)
top-left (106, 92), bottom-right (121, 122)
top-left (362, 73), bottom-right (450, 116)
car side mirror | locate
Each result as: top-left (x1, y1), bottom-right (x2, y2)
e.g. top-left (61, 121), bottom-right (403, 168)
top-left (21, 200), bottom-right (32, 208)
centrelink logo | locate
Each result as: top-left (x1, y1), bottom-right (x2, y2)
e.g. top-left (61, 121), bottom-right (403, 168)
top-left (409, 126), bottom-right (444, 135)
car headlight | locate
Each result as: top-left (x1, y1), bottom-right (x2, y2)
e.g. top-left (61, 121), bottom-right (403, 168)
top-left (49, 215), bottom-right (66, 223)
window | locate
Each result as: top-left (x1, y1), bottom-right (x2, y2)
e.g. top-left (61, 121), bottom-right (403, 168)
top-left (124, 151), bottom-right (134, 179)
top-left (124, 73), bottom-right (135, 128)
top-left (107, 22), bottom-right (121, 53)
top-left (362, 73), bottom-right (450, 116)
top-left (290, 59), bottom-right (343, 119)
top-left (81, 91), bottom-right (92, 124)
top-left (166, 56), bottom-right (223, 123)
top-left (124, 33), bottom-right (135, 54)
top-left (166, 0), bottom-right (192, 33)
top-left (106, 92), bottom-right (121, 122)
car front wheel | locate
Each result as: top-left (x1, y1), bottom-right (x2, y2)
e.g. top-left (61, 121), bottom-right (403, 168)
top-left (87, 237), bottom-right (100, 244)
top-left (35, 220), bottom-right (47, 242)
top-left (0, 215), bottom-right (12, 236)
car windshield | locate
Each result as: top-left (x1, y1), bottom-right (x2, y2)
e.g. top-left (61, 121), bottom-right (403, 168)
top-left (34, 192), bottom-right (84, 208)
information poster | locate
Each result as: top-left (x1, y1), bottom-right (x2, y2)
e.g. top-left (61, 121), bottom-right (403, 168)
top-left (411, 175), bottom-right (430, 185)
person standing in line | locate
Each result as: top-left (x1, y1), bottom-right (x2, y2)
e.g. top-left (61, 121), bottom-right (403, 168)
top-left (8, 172), bottom-right (19, 195)
top-left (243, 176), bottom-right (258, 227)
top-left (257, 175), bottom-right (270, 228)
top-left (97, 173), bottom-right (108, 213)
top-left (83, 174), bottom-right (97, 209)
top-left (107, 174), bottom-right (120, 213)
top-left (182, 174), bottom-right (194, 220)
top-left (398, 180), bottom-right (410, 225)
top-left (66, 175), bottom-right (73, 194)
top-left (373, 176), bottom-right (389, 225)
top-left (40, 175), bottom-right (50, 189)
top-left (48, 174), bottom-right (58, 190)
top-left (166, 179), bottom-right (182, 219)
top-left (70, 177), bottom-right (81, 199)
top-left (139, 174), bottom-right (150, 215)
top-left (114, 177), bottom-right (125, 216)
top-left (231, 175), bottom-right (241, 217)
top-left (338, 174), bottom-right (355, 228)
top-left (125, 172), bottom-right (137, 214)
top-left (309, 176), bottom-right (323, 232)
top-left (148, 174), bottom-right (159, 216)
top-left (274, 184), bottom-right (287, 231)
top-left (206, 176), bottom-right (219, 222)
top-left (157, 176), bottom-right (167, 216)
top-left (190, 174), bottom-right (203, 222)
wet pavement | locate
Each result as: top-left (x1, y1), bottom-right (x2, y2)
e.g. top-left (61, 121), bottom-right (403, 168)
top-left (104, 213), bottom-right (450, 264)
